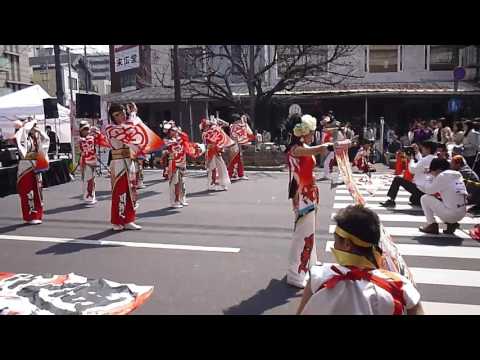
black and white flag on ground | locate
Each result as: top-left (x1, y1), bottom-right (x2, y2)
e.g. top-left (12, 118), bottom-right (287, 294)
top-left (0, 272), bottom-right (153, 315)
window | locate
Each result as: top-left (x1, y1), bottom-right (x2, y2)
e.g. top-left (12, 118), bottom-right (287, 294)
top-left (368, 45), bottom-right (398, 73)
top-left (120, 71), bottom-right (137, 89)
top-left (175, 47), bottom-right (204, 79)
top-left (69, 77), bottom-right (78, 90)
top-left (277, 45), bottom-right (328, 77)
top-left (429, 45), bottom-right (459, 71)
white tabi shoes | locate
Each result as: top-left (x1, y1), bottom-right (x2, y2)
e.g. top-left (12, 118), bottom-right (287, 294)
top-left (25, 220), bottom-right (42, 225)
top-left (172, 203), bottom-right (183, 209)
top-left (124, 222), bottom-right (142, 230)
top-left (112, 224), bottom-right (124, 231)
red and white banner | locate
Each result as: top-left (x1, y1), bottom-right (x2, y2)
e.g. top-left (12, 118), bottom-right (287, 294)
top-left (0, 272), bottom-right (153, 315)
top-left (334, 140), bottom-right (415, 283)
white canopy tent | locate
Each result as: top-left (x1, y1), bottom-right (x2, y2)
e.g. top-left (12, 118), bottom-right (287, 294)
top-left (0, 85), bottom-right (72, 143)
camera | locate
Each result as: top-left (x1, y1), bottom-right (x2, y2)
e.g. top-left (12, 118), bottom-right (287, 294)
top-left (403, 146), bottom-right (415, 157)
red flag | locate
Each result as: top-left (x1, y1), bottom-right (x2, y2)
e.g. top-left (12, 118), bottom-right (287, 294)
top-left (136, 121), bottom-right (164, 153)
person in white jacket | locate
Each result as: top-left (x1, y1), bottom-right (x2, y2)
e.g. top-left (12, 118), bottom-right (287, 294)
top-left (462, 120), bottom-right (479, 168)
top-left (381, 141), bottom-right (437, 207)
top-left (419, 158), bottom-right (468, 235)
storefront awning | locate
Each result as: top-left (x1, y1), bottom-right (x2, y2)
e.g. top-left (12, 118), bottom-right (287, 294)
top-left (103, 81), bottom-right (480, 104)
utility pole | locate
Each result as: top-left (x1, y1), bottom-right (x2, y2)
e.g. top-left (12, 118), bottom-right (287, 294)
top-left (84, 45), bottom-right (89, 93)
top-left (249, 45), bottom-right (256, 129)
top-left (172, 45), bottom-right (182, 125)
top-left (53, 45), bottom-right (64, 106)
top-left (67, 47), bottom-right (74, 105)
top-left (67, 47), bottom-right (76, 163)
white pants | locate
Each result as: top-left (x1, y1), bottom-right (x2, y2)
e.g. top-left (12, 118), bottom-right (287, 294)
top-left (287, 209), bottom-right (318, 286)
top-left (421, 194), bottom-right (466, 224)
top-left (323, 151), bottom-right (335, 178)
top-left (81, 165), bottom-right (96, 203)
top-left (169, 168), bottom-right (186, 205)
top-left (207, 155), bottom-right (231, 188)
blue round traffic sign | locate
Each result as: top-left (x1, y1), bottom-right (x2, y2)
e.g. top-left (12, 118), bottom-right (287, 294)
top-left (454, 67), bottom-right (466, 81)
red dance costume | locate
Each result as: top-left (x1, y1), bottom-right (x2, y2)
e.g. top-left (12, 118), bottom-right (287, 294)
top-left (15, 121), bottom-right (50, 223)
top-left (228, 118), bottom-right (254, 178)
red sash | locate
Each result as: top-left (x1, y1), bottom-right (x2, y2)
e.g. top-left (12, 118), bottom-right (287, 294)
top-left (318, 265), bottom-right (407, 315)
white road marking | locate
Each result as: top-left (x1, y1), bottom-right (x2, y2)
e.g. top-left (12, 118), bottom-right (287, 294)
top-left (333, 203), bottom-right (420, 210)
top-left (325, 241), bottom-right (480, 259)
top-left (0, 234), bottom-right (240, 254)
top-left (330, 213), bottom-right (478, 225)
top-left (422, 302), bottom-right (480, 315)
top-left (328, 225), bottom-right (471, 239)
top-left (334, 195), bottom-right (411, 203)
top-left (335, 189), bottom-right (410, 196)
top-left (410, 267), bottom-right (480, 287)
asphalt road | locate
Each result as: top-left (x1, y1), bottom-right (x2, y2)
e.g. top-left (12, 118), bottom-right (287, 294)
top-left (0, 169), bottom-right (336, 315)
top-left (1, 168), bottom-right (479, 315)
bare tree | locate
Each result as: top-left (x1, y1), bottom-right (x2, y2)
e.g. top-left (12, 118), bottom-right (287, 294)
top-left (155, 45), bottom-right (359, 129)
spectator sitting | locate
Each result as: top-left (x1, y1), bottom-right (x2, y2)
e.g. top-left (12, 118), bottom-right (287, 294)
top-left (353, 140), bottom-right (375, 173)
top-left (380, 141), bottom-right (437, 207)
top-left (297, 205), bottom-right (423, 315)
top-left (451, 155), bottom-right (480, 215)
top-left (419, 158), bottom-right (468, 235)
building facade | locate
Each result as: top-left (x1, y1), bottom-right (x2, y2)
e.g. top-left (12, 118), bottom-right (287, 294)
top-left (30, 47), bottom-right (95, 106)
top-left (0, 45), bottom-right (33, 96)
top-left (104, 45), bottom-right (480, 140)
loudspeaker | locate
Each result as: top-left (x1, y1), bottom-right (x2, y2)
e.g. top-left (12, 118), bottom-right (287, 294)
top-left (43, 98), bottom-right (59, 119)
top-left (76, 94), bottom-right (101, 118)
top-left (58, 143), bottom-right (72, 153)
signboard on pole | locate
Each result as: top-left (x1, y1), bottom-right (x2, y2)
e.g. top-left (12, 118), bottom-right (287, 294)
top-left (114, 45), bottom-right (140, 73)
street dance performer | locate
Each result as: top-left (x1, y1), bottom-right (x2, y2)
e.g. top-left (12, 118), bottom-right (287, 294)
top-left (164, 122), bottom-right (204, 208)
top-left (285, 114), bottom-right (332, 288)
top-left (228, 114), bottom-right (254, 180)
top-left (126, 103), bottom-right (146, 212)
top-left (15, 117), bottom-right (50, 225)
top-left (353, 140), bottom-right (375, 173)
top-left (78, 120), bottom-right (111, 205)
top-left (200, 117), bottom-right (232, 191)
top-left (104, 104), bottom-right (153, 231)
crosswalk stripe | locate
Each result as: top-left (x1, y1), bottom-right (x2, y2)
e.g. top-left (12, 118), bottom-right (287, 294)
top-left (320, 259), bottom-right (480, 287)
top-left (328, 224), bottom-right (471, 239)
top-left (333, 203), bottom-right (420, 210)
top-left (325, 241), bottom-right (480, 259)
top-left (335, 189), bottom-right (410, 196)
top-left (410, 267), bottom-right (480, 287)
top-left (334, 195), bottom-right (411, 203)
top-left (422, 302), bottom-right (480, 315)
top-left (330, 213), bottom-right (478, 225)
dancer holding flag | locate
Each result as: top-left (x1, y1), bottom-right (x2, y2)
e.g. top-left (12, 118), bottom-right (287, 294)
top-left (14, 117), bottom-right (50, 225)
top-left (164, 122), bottom-right (205, 208)
top-left (200, 117), bottom-right (233, 191)
top-left (228, 114), bottom-right (254, 180)
top-left (285, 114), bottom-right (332, 288)
top-left (105, 103), bottom-right (163, 231)
top-left (78, 120), bottom-right (111, 205)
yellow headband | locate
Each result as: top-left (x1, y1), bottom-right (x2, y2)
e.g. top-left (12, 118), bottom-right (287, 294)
top-left (335, 226), bottom-right (373, 248)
